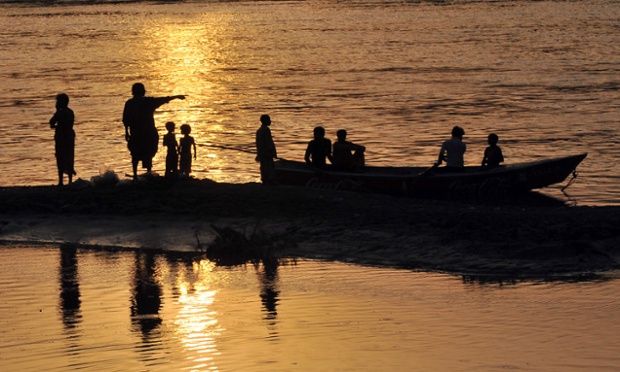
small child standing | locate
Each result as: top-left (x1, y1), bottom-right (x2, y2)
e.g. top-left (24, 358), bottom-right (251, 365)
top-left (481, 133), bottom-right (504, 168)
top-left (162, 121), bottom-right (179, 177)
top-left (179, 124), bottom-right (196, 176)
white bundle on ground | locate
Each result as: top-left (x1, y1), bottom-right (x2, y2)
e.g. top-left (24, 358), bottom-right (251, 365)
top-left (90, 166), bottom-right (119, 186)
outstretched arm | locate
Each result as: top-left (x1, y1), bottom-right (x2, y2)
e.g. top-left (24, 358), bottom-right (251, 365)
top-left (153, 95), bottom-right (186, 109)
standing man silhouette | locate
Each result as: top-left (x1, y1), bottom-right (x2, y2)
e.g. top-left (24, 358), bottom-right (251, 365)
top-left (255, 114), bottom-right (278, 184)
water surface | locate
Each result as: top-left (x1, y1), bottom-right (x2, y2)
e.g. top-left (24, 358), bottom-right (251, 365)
top-left (1, 244), bottom-right (619, 371)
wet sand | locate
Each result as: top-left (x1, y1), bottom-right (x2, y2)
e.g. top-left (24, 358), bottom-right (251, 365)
top-left (1, 178), bottom-right (619, 278)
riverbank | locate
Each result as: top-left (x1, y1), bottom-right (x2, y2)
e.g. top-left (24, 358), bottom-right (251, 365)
top-left (1, 177), bottom-right (619, 278)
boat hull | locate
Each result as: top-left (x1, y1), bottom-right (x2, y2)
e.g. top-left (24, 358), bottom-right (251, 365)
top-left (274, 153), bottom-right (587, 197)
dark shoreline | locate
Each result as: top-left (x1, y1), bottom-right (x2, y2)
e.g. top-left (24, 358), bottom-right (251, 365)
top-left (1, 178), bottom-right (619, 278)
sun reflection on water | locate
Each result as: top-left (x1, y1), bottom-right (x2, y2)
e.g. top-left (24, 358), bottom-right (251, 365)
top-left (174, 259), bottom-right (222, 370)
top-left (135, 15), bottom-right (243, 179)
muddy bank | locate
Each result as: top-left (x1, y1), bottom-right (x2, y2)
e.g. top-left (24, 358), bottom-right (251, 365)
top-left (1, 178), bottom-right (619, 277)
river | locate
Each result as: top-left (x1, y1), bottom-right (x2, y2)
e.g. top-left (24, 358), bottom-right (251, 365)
top-left (1, 244), bottom-right (618, 371)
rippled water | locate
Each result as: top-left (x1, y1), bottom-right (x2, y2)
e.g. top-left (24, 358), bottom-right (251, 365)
top-left (0, 0), bottom-right (619, 205)
top-left (0, 244), bottom-right (618, 371)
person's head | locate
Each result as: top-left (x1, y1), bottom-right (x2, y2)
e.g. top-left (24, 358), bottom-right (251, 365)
top-left (132, 83), bottom-right (146, 97)
top-left (260, 114), bottom-right (271, 126)
top-left (313, 126), bottom-right (325, 139)
top-left (165, 121), bottom-right (175, 132)
top-left (487, 133), bottom-right (499, 146)
top-left (55, 93), bottom-right (69, 109)
top-left (336, 129), bottom-right (347, 141)
top-left (451, 126), bottom-right (465, 139)
top-left (180, 124), bottom-right (191, 135)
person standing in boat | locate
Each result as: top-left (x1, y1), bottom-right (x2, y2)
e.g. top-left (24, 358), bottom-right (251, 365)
top-left (304, 126), bottom-right (333, 169)
top-left (481, 133), bottom-right (504, 168)
top-left (122, 82), bottom-right (185, 179)
top-left (332, 129), bottom-right (365, 171)
top-left (436, 125), bottom-right (466, 171)
top-left (255, 114), bottom-right (278, 184)
top-left (49, 93), bottom-right (76, 186)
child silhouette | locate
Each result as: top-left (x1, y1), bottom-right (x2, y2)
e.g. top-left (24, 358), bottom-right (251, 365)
top-left (481, 133), bottom-right (504, 168)
top-left (162, 121), bottom-right (179, 177)
top-left (179, 124), bottom-right (196, 176)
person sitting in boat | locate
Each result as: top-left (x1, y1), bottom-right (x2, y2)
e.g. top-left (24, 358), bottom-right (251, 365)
top-left (481, 133), bottom-right (504, 168)
top-left (304, 126), bottom-right (333, 169)
top-left (436, 125), bottom-right (466, 171)
top-left (332, 129), bottom-right (365, 171)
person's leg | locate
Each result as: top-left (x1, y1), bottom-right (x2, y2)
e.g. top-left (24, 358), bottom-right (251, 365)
top-left (260, 161), bottom-right (275, 184)
top-left (259, 161), bottom-right (267, 183)
top-left (56, 157), bottom-right (63, 186)
top-left (132, 157), bottom-right (139, 179)
top-left (144, 158), bottom-right (152, 174)
top-left (262, 158), bottom-right (277, 184)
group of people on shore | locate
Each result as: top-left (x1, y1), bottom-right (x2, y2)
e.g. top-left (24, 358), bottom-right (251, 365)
top-left (122, 83), bottom-right (195, 180)
top-left (49, 83), bottom-right (503, 187)
top-left (49, 83), bottom-right (197, 186)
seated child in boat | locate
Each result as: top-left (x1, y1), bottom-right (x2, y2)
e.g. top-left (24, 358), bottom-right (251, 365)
top-left (481, 133), bottom-right (504, 168)
top-left (332, 129), bottom-right (365, 171)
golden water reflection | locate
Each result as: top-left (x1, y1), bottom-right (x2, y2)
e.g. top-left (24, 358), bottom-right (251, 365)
top-left (136, 14), bottom-right (238, 180)
top-left (174, 259), bottom-right (221, 371)
top-left (2, 245), bottom-right (620, 371)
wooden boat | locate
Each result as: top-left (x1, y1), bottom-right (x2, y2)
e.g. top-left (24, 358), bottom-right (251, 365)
top-left (273, 153), bottom-right (587, 197)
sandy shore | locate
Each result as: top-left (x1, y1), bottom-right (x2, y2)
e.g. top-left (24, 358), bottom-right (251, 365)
top-left (1, 177), bottom-right (619, 278)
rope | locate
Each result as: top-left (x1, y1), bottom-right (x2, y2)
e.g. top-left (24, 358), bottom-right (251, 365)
top-left (561, 169), bottom-right (578, 193)
top-left (199, 143), bottom-right (256, 154)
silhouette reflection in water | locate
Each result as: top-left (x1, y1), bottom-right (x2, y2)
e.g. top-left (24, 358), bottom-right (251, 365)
top-left (258, 256), bottom-right (280, 321)
top-left (461, 273), bottom-right (611, 286)
top-left (206, 223), bottom-right (290, 336)
top-left (59, 244), bottom-right (82, 330)
top-left (131, 251), bottom-right (163, 335)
